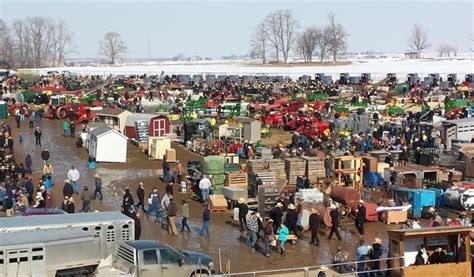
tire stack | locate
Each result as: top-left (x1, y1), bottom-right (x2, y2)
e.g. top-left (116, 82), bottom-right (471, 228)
top-left (203, 156), bottom-right (225, 195)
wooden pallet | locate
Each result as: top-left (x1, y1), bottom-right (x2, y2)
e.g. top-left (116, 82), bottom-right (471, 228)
top-left (302, 156), bottom-right (325, 182)
top-left (284, 157), bottom-right (306, 185)
top-left (225, 172), bottom-right (248, 187)
top-left (248, 171), bottom-right (275, 187)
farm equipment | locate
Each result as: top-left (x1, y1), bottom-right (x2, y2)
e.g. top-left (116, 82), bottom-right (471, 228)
top-left (364, 172), bottom-right (384, 189)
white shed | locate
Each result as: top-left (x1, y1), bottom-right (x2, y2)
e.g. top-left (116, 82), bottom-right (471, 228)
top-left (89, 126), bottom-right (128, 163)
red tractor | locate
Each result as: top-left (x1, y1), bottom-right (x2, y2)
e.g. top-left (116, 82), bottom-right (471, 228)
top-left (260, 112), bottom-right (284, 128)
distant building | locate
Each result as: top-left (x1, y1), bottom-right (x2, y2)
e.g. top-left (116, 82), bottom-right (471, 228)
top-left (405, 51), bottom-right (420, 59)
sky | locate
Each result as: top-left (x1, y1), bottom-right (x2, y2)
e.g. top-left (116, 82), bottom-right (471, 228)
top-left (1, 0), bottom-right (473, 59)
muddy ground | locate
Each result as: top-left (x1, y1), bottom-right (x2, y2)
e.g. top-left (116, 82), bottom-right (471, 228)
top-left (5, 118), bottom-right (400, 274)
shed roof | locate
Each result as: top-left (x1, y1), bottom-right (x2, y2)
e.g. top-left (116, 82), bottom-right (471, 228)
top-left (90, 126), bottom-right (128, 140)
top-left (235, 116), bottom-right (257, 124)
top-left (124, 113), bottom-right (158, 127)
top-left (95, 108), bottom-right (130, 117)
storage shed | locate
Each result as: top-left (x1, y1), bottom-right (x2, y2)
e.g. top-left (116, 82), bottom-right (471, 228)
top-left (88, 126), bottom-right (128, 163)
top-left (235, 116), bottom-right (261, 142)
top-left (123, 113), bottom-right (171, 140)
top-left (94, 108), bottom-right (132, 132)
top-left (190, 118), bottom-right (212, 139)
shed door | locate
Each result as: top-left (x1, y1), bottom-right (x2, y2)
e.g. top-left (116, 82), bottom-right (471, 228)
top-left (153, 119), bottom-right (166, 137)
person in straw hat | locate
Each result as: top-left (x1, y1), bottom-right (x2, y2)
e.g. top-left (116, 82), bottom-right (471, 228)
top-left (309, 207), bottom-right (321, 246)
top-left (317, 266), bottom-right (329, 277)
top-left (286, 203), bottom-right (298, 236)
top-left (368, 237), bottom-right (384, 275)
top-left (328, 203), bottom-right (342, 241)
top-left (93, 173), bottom-right (103, 201)
top-left (237, 197), bottom-right (249, 232)
top-left (355, 199), bottom-right (366, 236)
top-left (270, 202), bottom-right (284, 233)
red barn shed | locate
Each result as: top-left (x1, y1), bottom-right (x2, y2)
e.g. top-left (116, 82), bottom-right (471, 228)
top-left (149, 115), bottom-right (171, 137)
top-left (124, 113), bottom-right (171, 141)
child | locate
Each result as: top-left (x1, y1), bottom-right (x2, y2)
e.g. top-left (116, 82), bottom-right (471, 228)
top-left (277, 222), bottom-right (289, 256)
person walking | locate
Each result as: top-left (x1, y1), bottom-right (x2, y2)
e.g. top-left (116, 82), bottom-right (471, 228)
top-left (29, 111), bottom-right (35, 128)
top-left (263, 219), bottom-right (275, 257)
top-left (309, 207), bottom-right (321, 246)
top-left (277, 222), bottom-right (289, 256)
top-left (80, 186), bottom-right (93, 212)
top-left (25, 153), bottom-right (32, 174)
top-left (42, 162), bottom-right (54, 177)
top-left (136, 182), bottom-right (146, 212)
top-left (200, 204), bottom-right (211, 237)
top-left (175, 160), bottom-right (183, 183)
top-left (146, 188), bottom-right (160, 219)
top-left (328, 204), bottom-right (342, 241)
top-left (93, 173), bottom-right (103, 200)
top-left (166, 198), bottom-right (178, 235)
top-left (199, 175), bottom-right (211, 204)
top-left (122, 188), bottom-right (135, 215)
top-left (246, 212), bottom-right (260, 252)
top-left (34, 127), bottom-right (42, 146)
top-left (285, 204), bottom-right (298, 236)
top-left (180, 200), bottom-right (191, 232)
top-left (62, 121), bottom-right (69, 137)
top-left (368, 238), bottom-right (384, 277)
top-left (237, 198), bottom-right (249, 231)
top-left (41, 148), bottom-right (50, 164)
top-left (62, 179), bottom-right (74, 198)
top-left (356, 240), bottom-right (370, 277)
top-left (69, 121), bottom-right (76, 137)
top-left (67, 166), bottom-right (80, 194)
top-left (355, 200), bottom-right (366, 236)
top-left (162, 157), bottom-right (170, 184)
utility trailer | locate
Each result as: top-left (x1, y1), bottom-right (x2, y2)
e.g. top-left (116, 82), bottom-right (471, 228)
top-left (0, 228), bottom-right (102, 277)
top-left (0, 212), bottom-right (134, 261)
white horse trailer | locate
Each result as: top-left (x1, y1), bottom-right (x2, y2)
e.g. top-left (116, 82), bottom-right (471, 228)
top-left (0, 212), bottom-right (134, 262)
top-left (0, 229), bottom-right (102, 277)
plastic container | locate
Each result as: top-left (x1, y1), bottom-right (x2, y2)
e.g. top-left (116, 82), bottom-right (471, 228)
top-left (330, 186), bottom-right (361, 207)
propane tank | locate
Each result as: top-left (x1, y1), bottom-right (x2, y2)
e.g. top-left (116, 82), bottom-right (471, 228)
top-left (444, 187), bottom-right (474, 212)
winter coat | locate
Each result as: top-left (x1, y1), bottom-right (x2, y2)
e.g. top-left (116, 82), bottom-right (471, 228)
top-left (63, 183), bottom-right (74, 197)
top-left (309, 213), bottom-right (321, 231)
top-left (167, 202), bottom-right (177, 217)
top-left (277, 225), bottom-right (289, 241)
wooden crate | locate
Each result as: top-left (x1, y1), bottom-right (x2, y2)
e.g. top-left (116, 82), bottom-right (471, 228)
top-left (302, 157), bottom-right (325, 182)
top-left (248, 171), bottom-right (275, 187)
top-left (209, 195), bottom-right (228, 212)
top-left (166, 148), bottom-right (176, 162)
top-left (225, 172), bottom-right (248, 188)
top-left (266, 159), bottom-right (286, 180)
top-left (284, 158), bottom-right (306, 185)
top-left (380, 210), bottom-right (407, 224)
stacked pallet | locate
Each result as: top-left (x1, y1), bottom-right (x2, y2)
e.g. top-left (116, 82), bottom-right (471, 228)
top-left (248, 171), bottom-right (275, 187)
top-left (225, 172), bottom-right (248, 188)
top-left (247, 160), bottom-right (268, 172)
top-left (284, 158), bottom-right (306, 185)
top-left (302, 157), bottom-right (325, 182)
top-left (266, 159), bottom-right (286, 180)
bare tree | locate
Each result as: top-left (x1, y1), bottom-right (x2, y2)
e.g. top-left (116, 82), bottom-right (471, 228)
top-left (27, 17), bottom-right (55, 68)
top-left (264, 12), bottom-right (281, 62)
top-left (50, 21), bottom-right (73, 66)
top-left (326, 13), bottom-right (348, 62)
top-left (469, 35), bottom-right (474, 52)
top-left (264, 9), bottom-right (299, 63)
top-left (250, 22), bottom-right (267, 64)
top-left (296, 26), bottom-right (318, 63)
top-left (316, 27), bottom-right (331, 63)
top-left (99, 32), bottom-right (128, 64)
top-left (0, 20), bottom-right (15, 66)
top-left (408, 24), bottom-right (431, 53)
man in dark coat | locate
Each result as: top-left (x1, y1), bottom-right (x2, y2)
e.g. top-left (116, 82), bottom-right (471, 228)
top-left (309, 208), bottom-right (321, 245)
top-left (355, 200), bottom-right (366, 236)
top-left (41, 148), bottom-right (50, 164)
top-left (270, 203), bottom-right (284, 233)
top-left (122, 188), bottom-right (134, 213)
top-left (237, 198), bottom-right (249, 231)
top-left (136, 182), bottom-right (146, 212)
top-left (132, 211), bottom-right (141, 240)
top-left (285, 204), bottom-right (299, 235)
top-left (328, 205), bottom-right (342, 241)
top-left (62, 179), bottom-right (74, 198)
top-left (34, 127), bottom-right (42, 146)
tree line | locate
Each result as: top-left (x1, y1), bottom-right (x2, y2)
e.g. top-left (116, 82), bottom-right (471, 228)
top-left (0, 17), bottom-right (128, 68)
top-left (249, 10), bottom-right (349, 64)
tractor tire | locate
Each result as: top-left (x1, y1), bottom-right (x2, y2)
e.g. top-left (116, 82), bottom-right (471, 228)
top-left (56, 107), bottom-right (67, 119)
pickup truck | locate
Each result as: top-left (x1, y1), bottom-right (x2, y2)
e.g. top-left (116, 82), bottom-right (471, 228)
top-left (112, 240), bottom-right (214, 277)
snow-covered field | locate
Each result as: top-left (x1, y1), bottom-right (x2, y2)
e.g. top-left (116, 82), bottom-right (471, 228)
top-left (31, 57), bottom-right (473, 82)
